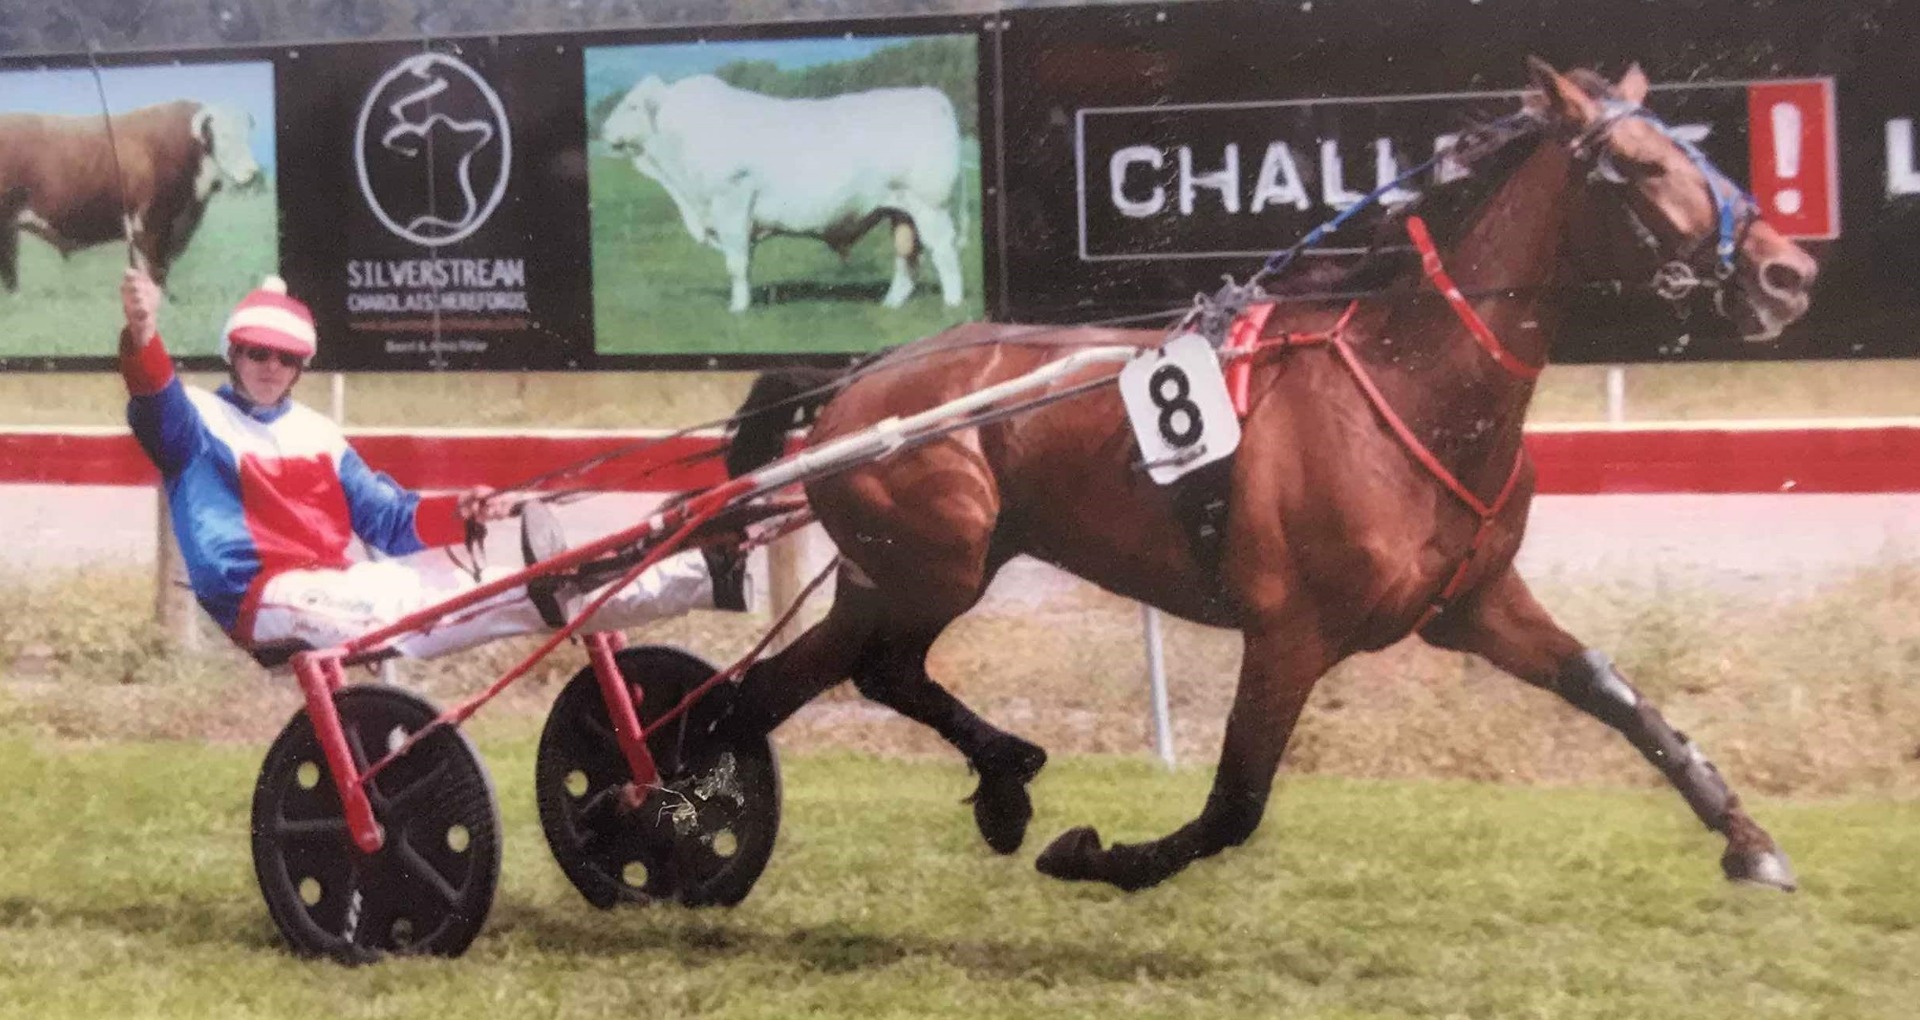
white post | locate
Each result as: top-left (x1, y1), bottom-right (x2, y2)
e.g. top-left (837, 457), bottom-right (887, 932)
top-left (1605, 365), bottom-right (1627, 424)
top-left (766, 528), bottom-right (807, 651)
top-left (154, 491), bottom-right (201, 652)
top-left (1140, 604), bottom-right (1176, 768)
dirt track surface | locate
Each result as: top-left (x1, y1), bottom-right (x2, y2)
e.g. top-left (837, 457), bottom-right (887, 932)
top-left (8, 483), bottom-right (1918, 794)
top-left (11, 484), bottom-right (1918, 598)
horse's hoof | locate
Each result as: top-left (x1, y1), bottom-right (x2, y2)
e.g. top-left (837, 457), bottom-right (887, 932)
top-left (967, 739), bottom-right (1046, 854)
top-left (1035, 826), bottom-right (1104, 882)
top-left (973, 735), bottom-right (1047, 782)
top-left (970, 775), bottom-right (1033, 855)
top-left (1722, 846), bottom-right (1798, 892)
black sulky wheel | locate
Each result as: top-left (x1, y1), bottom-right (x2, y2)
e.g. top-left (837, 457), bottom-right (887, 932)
top-left (535, 645), bottom-right (781, 910)
top-left (251, 685), bottom-right (501, 964)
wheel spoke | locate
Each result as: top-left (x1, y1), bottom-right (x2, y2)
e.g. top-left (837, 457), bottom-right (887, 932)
top-left (394, 838), bottom-right (463, 910)
top-left (337, 868), bottom-right (371, 947)
top-left (343, 723), bottom-right (372, 772)
top-left (342, 724), bottom-right (381, 811)
top-left (576, 709), bottom-right (617, 751)
top-left (669, 709), bottom-right (691, 777)
top-left (381, 757), bottom-right (455, 817)
top-left (274, 815), bottom-right (349, 844)
top-left (574, 785), bottom-right (622, 827)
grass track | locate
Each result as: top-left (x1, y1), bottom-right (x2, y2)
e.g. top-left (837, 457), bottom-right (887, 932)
top-left (0, 735), bottom-right (1915, 1019)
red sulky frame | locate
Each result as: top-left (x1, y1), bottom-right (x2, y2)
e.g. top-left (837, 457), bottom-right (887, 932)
top-left (291, 475), bottom-right (760, 855)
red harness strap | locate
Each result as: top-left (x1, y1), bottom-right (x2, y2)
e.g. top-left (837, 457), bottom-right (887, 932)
top-left (1222, 300), bottom-right (1357, 418)
top-left (1403, 216), bottom-right (1544, 381)
top-left (1222, 301), bottom-right (1274, 416)
top-left (1222, 216), bottom-right (1536, 628)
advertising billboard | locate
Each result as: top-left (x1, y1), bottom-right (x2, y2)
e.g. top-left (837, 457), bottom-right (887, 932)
top-left (275, 38), bottom-right (595, 371)
top-left (3, 1), bottom-right (1918, 368)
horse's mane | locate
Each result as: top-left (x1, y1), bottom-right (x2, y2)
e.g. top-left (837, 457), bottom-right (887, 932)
top-left (1262, 106), bottom-right (1552, 300)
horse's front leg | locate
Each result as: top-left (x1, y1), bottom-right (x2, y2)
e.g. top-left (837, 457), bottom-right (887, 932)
top-left (1036, 614), bottom-right (1334, 891)
top-left (1421, 565), bottom-right (1796, 890)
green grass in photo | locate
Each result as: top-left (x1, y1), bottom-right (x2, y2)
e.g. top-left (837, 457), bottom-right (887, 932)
top-left (0, 740), bottom-right (1914, 1019)
top-left (0, 184), bottom-right (278, 360)
top-left (589, 153), bottom-right (986, 356)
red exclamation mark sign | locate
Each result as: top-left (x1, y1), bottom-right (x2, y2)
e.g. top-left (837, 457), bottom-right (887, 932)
top-left (1770, 101), bottom-right (1803, 216)
top-left (1747, 79), bottom-right (1839, 239)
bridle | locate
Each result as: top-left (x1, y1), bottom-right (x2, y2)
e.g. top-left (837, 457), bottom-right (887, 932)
top-left (1571, 98), bottom-right (1761, 316)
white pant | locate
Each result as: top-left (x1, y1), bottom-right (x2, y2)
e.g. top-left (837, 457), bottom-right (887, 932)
top-left (249, 550), bottom-right (716, 660)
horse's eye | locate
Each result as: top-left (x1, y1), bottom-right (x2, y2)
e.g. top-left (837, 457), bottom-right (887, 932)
top-left (1606, 142), bottom-right (1669, 178)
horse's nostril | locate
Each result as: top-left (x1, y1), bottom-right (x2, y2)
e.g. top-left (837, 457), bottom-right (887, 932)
top-left (1762, 260), bottom-right (1809, 296)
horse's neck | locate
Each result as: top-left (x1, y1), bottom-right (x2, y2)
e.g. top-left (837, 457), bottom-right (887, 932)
top-left (1350, 139), bottom-right (1575, 494)
top-left (1440, 140), bottom-right (1577, 371)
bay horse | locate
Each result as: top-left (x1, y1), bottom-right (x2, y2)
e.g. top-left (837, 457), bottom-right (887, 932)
top-left (720, 59), bottom-right (1818, 893)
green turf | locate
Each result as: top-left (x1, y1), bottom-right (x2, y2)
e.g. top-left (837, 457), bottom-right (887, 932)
top-left (0, 184), bottom-right (279, 361)
top-left (588, 152), bottom-right (987, 356)
top-left (0, 736), bottom-right (1913, 1019)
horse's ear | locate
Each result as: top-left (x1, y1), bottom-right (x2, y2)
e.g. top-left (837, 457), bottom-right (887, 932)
top-left (1525, 55), bottom-right (1600, 126)
top-left (1617, 63), bottom-right (1650, 106)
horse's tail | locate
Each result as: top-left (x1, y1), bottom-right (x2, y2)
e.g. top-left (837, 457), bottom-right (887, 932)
top-left (724, 366), bottom-right (846, 479)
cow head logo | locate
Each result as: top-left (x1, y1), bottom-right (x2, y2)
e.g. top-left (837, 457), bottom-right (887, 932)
top-left (353, 52), bottom-right (511, 247)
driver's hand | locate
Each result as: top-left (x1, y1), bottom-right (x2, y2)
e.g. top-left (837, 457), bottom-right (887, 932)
top-left (458, 486), bottom-right (514, 522)
top-left (121, 267), bottom-right (161, 344)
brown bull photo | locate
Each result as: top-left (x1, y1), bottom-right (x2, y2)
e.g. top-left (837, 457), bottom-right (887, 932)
top-left (0, 100), bottom-right (261, 292)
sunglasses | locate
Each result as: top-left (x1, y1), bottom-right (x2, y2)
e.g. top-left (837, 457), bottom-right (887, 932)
top-left (237, 345), bottom-right (304, 369)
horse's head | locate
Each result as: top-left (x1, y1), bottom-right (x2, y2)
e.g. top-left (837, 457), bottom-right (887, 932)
top-left (1529, 57), bottom-right (1818, 341)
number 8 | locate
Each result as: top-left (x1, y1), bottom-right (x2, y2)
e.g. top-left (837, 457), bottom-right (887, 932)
top-left (1149, 364), bottom-right (1203, 448)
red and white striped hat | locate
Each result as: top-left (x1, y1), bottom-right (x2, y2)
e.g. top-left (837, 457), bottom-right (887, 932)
top-left (221, 275), bottom-right (316, 364)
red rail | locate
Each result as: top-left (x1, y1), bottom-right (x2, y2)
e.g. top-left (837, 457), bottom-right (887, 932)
top-left (4, 420), bottom-right (1920, 494)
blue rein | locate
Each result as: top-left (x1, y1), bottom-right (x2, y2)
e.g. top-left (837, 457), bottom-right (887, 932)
top-left (1247, 114), bottom-right (1541, 286)
top-left (1237, 97), bottom-right (1749, 320)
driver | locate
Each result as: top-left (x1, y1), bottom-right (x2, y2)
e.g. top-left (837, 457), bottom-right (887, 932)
top-left (117, 266), bottom-right (747, 662)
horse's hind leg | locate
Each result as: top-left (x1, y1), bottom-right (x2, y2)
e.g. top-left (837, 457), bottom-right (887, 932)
top-left (811, 445), bottom-right (1048, 852)
top-left (849, 611), bottom-right (1047, 853)
top-left (724, 567), bottom-right (886, 735)
top-left (731, 561), bottom-right (1046, 853)
top-left (1421, 566), bottom-right (1795, 890)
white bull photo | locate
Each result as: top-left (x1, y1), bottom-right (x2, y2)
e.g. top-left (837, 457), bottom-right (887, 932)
top-left (602, 74), bottom-right (965, 314)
